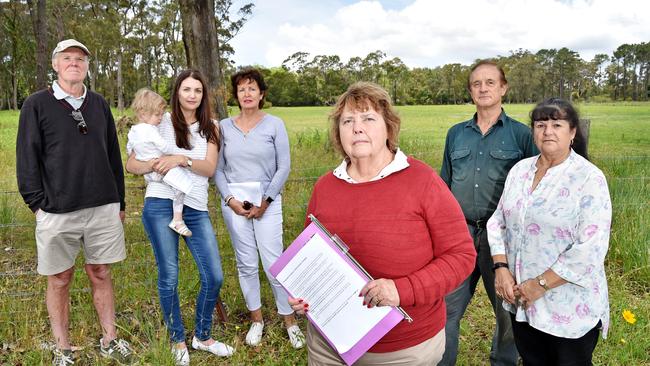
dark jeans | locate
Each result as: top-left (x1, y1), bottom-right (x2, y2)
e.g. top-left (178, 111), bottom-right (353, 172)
top-left (440, 225), bottom-right (518, 366)
top-left (511, 313), bottom-right (600, 366)
top-left (142, 198), bottom-right (224, 343)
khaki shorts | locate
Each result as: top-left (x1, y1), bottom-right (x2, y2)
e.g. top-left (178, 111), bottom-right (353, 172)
top-left (35, 203), bottom-right (126, 275)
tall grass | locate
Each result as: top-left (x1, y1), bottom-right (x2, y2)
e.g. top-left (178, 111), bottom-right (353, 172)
top-left (0, 103), bottom-right (648, 365)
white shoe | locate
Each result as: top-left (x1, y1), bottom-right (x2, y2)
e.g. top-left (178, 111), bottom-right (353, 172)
top-left (245, 321), bottom-right (264, 346)
top-left (169, 220), bottom-right (192, 237)
top-left (287, 325), bottom-right (305, 349)
top-left (171, 346), bottom-right (189, 366)
top-left (191, 337), bottom-right (234, 357)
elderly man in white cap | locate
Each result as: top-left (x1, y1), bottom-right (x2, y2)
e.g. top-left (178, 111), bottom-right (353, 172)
top-left (16, 39), bottom-right (133, 365)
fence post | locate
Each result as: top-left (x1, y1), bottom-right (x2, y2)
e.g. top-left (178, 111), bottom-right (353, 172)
top-left (580, 118), bottom-right (590, 154)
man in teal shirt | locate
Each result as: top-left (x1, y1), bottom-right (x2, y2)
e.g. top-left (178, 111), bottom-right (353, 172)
top-left (439, 60), bottom-right (537, 366)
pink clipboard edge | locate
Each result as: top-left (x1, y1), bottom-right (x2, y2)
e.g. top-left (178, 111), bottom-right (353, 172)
top-left (269, 222), bottom-right (405, 365)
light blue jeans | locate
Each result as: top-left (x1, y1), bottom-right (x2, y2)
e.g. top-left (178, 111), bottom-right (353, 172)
top-left (142, 198), bottom-right (224, 343)
top-left (440, 224), bottom-right (518, 366)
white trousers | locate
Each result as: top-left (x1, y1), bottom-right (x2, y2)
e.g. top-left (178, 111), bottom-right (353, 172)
top-left (221, 195), bottom-right (292, 315)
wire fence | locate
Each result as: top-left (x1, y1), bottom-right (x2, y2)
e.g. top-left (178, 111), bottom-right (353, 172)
top-left (1, 154), bottom-right (648, 324)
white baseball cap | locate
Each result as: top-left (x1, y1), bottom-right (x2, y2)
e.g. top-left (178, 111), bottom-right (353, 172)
top-left (52, 39), bottom-right (91, 58)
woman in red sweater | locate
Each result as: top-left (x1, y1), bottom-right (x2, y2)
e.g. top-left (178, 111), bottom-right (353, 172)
top-left (289, 82), bottom-right (476, 365)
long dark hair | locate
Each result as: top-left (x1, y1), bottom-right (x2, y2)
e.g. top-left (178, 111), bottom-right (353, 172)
top-left (170, 69), bottom-right (219, 149)
top-left (530, 97), bottom-right (588, 160)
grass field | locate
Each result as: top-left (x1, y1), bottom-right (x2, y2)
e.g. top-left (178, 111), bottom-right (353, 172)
top-left (0, 103), bottom-right (648, 365)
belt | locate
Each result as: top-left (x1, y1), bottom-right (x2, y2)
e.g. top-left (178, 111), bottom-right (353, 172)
top-left (466, 219), bottom-right (487, 229)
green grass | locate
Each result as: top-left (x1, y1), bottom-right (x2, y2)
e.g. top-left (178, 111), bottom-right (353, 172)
top-left (1, 103), bottom-right (648, 365)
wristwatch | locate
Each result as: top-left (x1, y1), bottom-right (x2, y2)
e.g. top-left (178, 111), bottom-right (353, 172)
top-left (186, 157), bottom-right (193, 168)
top-left (492, 262), bottom-right (509, 272)
top-left (536, 275), bottom-right (550, 291)
top-left (265, 196), bottom-right (274, 204)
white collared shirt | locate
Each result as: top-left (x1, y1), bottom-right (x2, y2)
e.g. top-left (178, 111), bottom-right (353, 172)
top-left (52, 81), bottom-right (87, 110)
top-left (333, 148), bottom-right (410, 183)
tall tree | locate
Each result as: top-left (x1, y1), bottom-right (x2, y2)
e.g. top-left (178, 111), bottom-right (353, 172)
top-left (1, 0), bottom-right (32, 109)
top-left (382, 57), bottom-right (409, 104)
top-left (179, 0), bottom-right (227, 119)
top-left (26, 0), bottom-right (47, 90)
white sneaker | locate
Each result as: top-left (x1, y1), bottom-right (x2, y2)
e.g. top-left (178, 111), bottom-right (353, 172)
top-left (171, 346), bottom-right (189, 366)
top-left (287, 325), bottom-right (305, 349)
top-left (191, 337), bottom-right (234, 357)
top-left (245, 321), bottom-right (264, 346)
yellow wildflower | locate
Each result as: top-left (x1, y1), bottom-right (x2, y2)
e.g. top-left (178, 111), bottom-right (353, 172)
top-left (622, 309), bottom-right (637, 324)
top-left (620, 338), bottom-right (626, 344)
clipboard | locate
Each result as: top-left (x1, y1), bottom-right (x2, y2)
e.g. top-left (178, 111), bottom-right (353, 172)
top-left (308, 215), bottom-right (413, 323)
top-left (270, 215), bottom-right (412, 365)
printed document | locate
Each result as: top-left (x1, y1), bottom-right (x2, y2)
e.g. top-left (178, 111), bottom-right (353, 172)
top-left (227, 181), bottom-right (262, 206)
top-left (275, 233), bottom-right (391, 354)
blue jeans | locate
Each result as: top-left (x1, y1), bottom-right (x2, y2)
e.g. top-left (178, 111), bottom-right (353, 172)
top-left (440, 225), bottom-right (518, 366)
top-left (142, 198), bottom-right (224, 343)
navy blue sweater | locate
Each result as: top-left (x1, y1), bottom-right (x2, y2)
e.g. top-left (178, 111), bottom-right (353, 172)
top-left (16, 88), bottom-right (125, 213)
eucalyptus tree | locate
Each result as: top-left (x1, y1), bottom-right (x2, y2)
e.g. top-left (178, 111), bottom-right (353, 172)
top-left (381, 57), bottom-right (409, 105)
top-left (0, 0), bottom-right (33, 109)
top-left (501, 49), bottom-right (543, 103)
top-left (361, 50), bottom-right (386, 84)
top-left (26, 0), bottom-right (47, 90)
top-left (178, 0), bottom-right (253, 119)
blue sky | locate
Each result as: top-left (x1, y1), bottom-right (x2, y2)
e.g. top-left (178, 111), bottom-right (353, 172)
top-left (229, 0), bottom-right (650, 68)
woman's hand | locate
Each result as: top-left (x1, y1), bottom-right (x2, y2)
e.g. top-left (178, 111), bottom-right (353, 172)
top-left (288, 296), bottom-right (308, 315)
top-left (360, 278), bottom-right (400, 308)
top-left (494, 268), bottom-right (517, 304)
top-left (246, 201), bottom-right (269, 219)
top-left (514, 278), bottom-right (546, 309)
top-left (125, 153), bottom-right (157, 175)
top-left (153, 155), bottom-right (186, 175)
top-left (227, 199), bottom-right (251, 217)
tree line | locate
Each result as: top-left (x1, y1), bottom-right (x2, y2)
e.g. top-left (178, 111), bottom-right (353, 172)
top-left (1, 0), bottom-right (649, 112)
top-left (263, 46), bottom-right (650, 107)
top-left (0, 0), bottom-right (252, 115)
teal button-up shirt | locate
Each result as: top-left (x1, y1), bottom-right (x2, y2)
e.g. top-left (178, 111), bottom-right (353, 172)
top-left (440, 110), bottom-right (537, 222)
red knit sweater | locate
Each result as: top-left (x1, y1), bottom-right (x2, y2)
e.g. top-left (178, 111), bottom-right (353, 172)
top-left (306, 157), bottom-right (475, 353)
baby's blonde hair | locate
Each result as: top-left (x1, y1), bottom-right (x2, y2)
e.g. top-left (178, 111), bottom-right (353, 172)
top-left (131, 88), bottom-right (166, 116)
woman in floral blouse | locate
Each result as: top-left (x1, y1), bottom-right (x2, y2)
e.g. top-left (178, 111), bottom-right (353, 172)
top-left (487, 98), bottom-right (611, 365)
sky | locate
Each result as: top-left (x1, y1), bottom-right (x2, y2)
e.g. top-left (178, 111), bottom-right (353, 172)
top-left (228, 0), bottom-right (650, 68)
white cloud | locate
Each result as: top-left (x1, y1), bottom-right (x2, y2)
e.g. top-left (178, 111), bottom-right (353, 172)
top-left (230, 0), bottom-right (650, 68)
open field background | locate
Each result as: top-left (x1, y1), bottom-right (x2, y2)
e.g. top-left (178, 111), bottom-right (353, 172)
top-left (0, 103), bottom-right (648, 365)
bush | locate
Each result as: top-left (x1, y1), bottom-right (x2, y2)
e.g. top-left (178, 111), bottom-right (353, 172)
top-left (589, 95), bottom-right (614, 103)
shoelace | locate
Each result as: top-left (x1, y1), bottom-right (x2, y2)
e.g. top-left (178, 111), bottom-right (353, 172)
top-left (288, 326), bottom-right (304, 344)
top-left (113, 339), bottom-right (132, 357)
top-left (53, 349), bottom-right (74, 365)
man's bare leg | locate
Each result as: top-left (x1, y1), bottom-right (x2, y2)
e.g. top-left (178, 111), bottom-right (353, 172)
top-left (85, 264), bottom-right (116, 346)
top-left (46, 267), bottom-right (75, 350)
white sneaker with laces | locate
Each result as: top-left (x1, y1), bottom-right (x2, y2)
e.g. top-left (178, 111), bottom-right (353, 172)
top-left (171, 346), bottom-right (190, 366)
top-left (52, 349), bottom-right (74, 366)
top-left (287, 325), bottom-right (305, 349)
top-left (245, 321), bottom-right (264, 346)
top-left (191, 336), bottom-right (234, 357)
top-left (99, 338), bottom-right (133, 364)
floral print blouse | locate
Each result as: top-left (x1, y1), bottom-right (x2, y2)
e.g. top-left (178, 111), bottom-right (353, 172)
top-left (487, 150), bottom-right (611, 339)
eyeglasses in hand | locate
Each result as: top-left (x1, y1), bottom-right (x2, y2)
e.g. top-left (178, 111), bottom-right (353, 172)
top-left (70, 110), bottom-right (88, 135)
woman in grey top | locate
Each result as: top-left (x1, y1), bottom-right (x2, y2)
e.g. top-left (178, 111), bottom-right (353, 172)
top-left (215, 68), bottom-right (304, 349)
